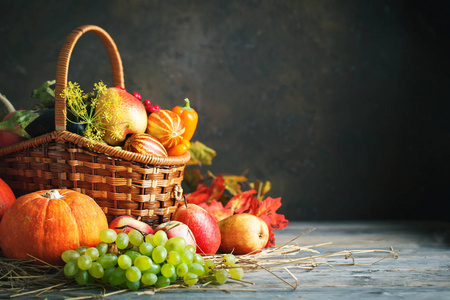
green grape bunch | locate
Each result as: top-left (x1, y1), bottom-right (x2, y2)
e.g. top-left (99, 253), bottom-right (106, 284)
top-left (61, 227), bottom-right (245, 290)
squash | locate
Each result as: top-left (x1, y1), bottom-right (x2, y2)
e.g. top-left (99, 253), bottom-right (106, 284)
top-left (0, 178), bottom-right (16, 221)
top-left (0, 189), bottom-right (108, 265)
top-left (124, 133), bottom-right (168, 157)
top-left (146, 109), bottom-right (185, 148)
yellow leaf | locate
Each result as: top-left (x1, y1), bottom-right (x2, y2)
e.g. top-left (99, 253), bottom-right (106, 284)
top-left (208, 171), bottom-right (248, 196)
top-left (250, 180), bottom-right (272, 201)
top-left (187, 141), bottom-right (216, 165)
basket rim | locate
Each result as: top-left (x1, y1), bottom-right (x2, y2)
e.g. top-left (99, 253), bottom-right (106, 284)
top-left (0, 130), bottom-right (190, 166)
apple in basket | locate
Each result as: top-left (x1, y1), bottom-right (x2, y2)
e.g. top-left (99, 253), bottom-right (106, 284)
top-left (109, 216), bottom-right (154, 235)
top-left (95, 87), bottom-right (147, 146)
top-left (172, 203), bottom-right (221, 255)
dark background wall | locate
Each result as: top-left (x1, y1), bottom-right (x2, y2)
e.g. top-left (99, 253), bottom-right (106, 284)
top-left (1, 0), bottom-right (449, 221)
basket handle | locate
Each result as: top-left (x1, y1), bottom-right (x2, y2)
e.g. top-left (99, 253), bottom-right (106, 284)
top-left (54, 25), bottom-right (125, 132)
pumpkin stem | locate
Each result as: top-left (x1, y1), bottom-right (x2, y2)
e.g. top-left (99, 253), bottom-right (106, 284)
top-left (43, 190), bottom-right (63, 199)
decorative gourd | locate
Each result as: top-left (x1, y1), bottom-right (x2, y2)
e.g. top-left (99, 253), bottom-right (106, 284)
top-left (0, 178), bottom-right (16, 220)
top-left (0, 189), bottom-right (108, 265)
top-left (146, 109), bottom-right (185, 148)
top-left (124, 133), bottom-right (168, 157)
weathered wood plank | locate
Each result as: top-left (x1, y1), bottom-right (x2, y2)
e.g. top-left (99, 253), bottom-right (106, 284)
top-left (2, 221), bottom-right (449, 299)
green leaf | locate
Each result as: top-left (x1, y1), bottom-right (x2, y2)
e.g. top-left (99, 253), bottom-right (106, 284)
top-left (31, 80), bottom-right (56, 108)
top-left (187, 141), bottom-right (216, 166)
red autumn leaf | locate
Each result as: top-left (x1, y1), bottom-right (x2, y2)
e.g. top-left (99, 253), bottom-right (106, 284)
top-left (199, 199), bottom-right (232, 222)
top-left (224, 190), bottom-right (256, 214)
top-left (186, 175), bottom-right (225, 205)
top-left (249, 197), bottom-right (289, 231)
top-left (186, 184), bottom-right (209, 205)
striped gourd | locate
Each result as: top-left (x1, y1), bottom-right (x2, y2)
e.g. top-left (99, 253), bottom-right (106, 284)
top-left (146, 110), bottom-right (185, 148)
top-left (124, 133), bottom-right (168, 157)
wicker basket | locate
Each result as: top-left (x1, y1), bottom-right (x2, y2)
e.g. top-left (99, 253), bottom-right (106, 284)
top-left (0, 25), bottom-right (190, 226)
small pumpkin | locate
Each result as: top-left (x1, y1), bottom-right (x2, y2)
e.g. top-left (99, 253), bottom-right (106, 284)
top-left (0, 189), bottom-right (108, 265)
top-left (146, 109), bottom-right (185, 148)
top-left (0, 178), bottom-right (16, 221)
top-left (124, 133), bottom-right (168, 157)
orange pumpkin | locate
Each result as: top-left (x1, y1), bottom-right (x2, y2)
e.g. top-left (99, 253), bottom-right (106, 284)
top-left (0, 189), bottom-right (108, 265)
top-left (0, 178), bottom-right (16, 221)
top-left (146, 109), bottom-right (185, 148)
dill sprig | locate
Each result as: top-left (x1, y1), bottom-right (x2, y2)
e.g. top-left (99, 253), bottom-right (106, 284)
top-left (62, 81), bottom-right (123, 144)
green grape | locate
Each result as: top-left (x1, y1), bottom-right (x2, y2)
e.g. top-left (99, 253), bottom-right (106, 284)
top-left (223, 253), bottom-right (236, 266)
top-left (229, 266), bottom-right (244, 280)
top-left (99, 228), bottom-right (117, 243)
top-left (102, 267), bottom-right (116, 284)
top-left (124, 250), bottom-right (142, 264)
top-left (204, 260), bottom-right (215, 274)
top-left (118, 254), bottom-right (132, 269)
top-left (161, 263), bottom-right (176, 278)
top-left (78, 254), bottom-right (93, 270)
top-left (166, 251), bottom-right (181, 266)
top-left (204, 274), bottom-right (217, 283)
top-left (109, 267), bottom-right (126, 286)
top-left (139, 242), bottom-right (154, 256)
top-left (85, 247), bottom-right (100, 261)
top-left (75, 269), bottom-right (90, 285)
top-left (97, 253), bottom-right (118, 269)
top-left (126, 279), bottom-right (141, 291)
top-left (64, 260), bottom-right (79, 277)
top-left (185, 244), bottom-right (196, 254)
top-left (145, 234), bottom-right (156, 247)
top-left (134, 255), bottom-right (152, 271)
top-left (128, 229), bottom-right (144, 246)
top-left (176, 262), bottom-right (189, 277)
top-left (126, 266), bottom-right (142, 282)
top-left (129, 245), bottom-right (140, 252)
top-left (168, 272), bottom-right (178, 282)
top-left (193, 253), bottom-right (205, 265)
top-left (180, 248), bottom-right (194, 265)
top-left (88, 262), bottom-right (105, 279)
top-left (61, 250), bottom-right (80, 263)
top-left (152, 246), bottom-right (167, 264)
top-left (116, 232), bottom-right (130, 249)
top-left (141, 271), bottom-right (158, 285)
top-left (188, 262), bottom-right (205, 277)
top-left (165, 236), bottom-right (186, 252)
top-left (76, 246), bottom-right (89, 255)
top-left (155, 275), bottom-right (170, 288)
top-left (146, 261), bottom-right (161, 274)
top-left (153, 230), bottom-right (168, 246)
top-left (215, 268), bottom-right (228, 284)
top-left (96, 242), bottom-right (108, 256)
top-left (183, 272), bottom-right (199, 286)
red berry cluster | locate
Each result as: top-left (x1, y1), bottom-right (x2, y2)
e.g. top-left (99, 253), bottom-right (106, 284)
top-left (131, 91), bottom-right (161, 114)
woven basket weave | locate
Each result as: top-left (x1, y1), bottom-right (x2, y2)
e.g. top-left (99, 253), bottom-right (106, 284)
top-left (0, 25), bottom-right (190, 226)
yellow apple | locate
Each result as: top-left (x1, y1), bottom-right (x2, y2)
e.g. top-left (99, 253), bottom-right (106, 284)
top-left (95, 87), bottom-right (147, 145)
top-left (218, 213), bottom-right (269, 255)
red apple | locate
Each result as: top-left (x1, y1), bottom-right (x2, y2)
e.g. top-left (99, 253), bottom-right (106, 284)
top-left (217, 213), bottom-right (269, 255)
top-left (172, 203), bottom-right (221, 255)
top-left (95, 87), bottom-right (147, 146)
top-left (154, 220), bottom-right (196, 248)
top-left (108, 216), bottom-right (154, 235)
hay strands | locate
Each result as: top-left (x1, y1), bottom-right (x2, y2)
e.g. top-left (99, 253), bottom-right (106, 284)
top-left (0, 228), bottom-right (399, 297)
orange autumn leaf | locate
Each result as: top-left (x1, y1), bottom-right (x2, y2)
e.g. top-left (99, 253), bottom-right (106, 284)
top-left (224, 190), bottom-right (256, 214)
top-left (186, 175), bottom-right (225, 205)
top-left (199, 199), bottom-right (232, 222)
top-left (249, 197), bottom-right (289, 231)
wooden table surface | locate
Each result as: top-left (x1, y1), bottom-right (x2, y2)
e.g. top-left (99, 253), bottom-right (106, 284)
top-left (2, 220), bottom-right (450, 299)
